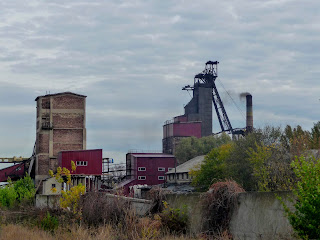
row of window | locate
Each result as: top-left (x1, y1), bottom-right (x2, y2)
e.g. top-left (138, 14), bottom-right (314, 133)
top-left (76, 161), bottom-right (88, 166)
top-left (138, 176), bottom-right (165, 180)
top-left (167, 173), bottom-right (191, 180)
top-left (138, 167), bottom-right (174, 172)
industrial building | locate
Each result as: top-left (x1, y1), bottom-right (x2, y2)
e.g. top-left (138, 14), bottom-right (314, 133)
top-left (120, 152), bottom-right (176, 195)
top-left (0, 60), bottom-right (254, 202)
top-left (34, 92), bottom-right (87, 187)
top-left (163, 61), bottom-right (254, 154)
top-left (166, 155), bottom-right (205, 184)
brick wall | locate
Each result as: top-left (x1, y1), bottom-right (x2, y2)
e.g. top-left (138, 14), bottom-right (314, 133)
top-left (52, 95), bottom-right (85, 109)
top-left (53, 129), bottom-right (83, 143)
top-left (38, 133), bottom-right (49, 153)
top-left (52, 113), bottom-right (84, 128)
top-left (35, 92), bottom-right (86, 182)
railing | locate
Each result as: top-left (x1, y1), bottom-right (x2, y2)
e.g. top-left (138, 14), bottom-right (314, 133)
top-left (42, 122), bottom-right (53, 130)
top-left (128, 149), bottom-right (163, 153)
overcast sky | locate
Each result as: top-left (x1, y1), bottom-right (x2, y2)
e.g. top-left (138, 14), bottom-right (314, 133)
top-left (0, 0), bottom-right (319, 163)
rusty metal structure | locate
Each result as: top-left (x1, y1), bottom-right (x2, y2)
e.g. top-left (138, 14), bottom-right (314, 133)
top-left (163, 61), bottom-right (254, 153)
top-left (183, 61), bottom-right (253, 136)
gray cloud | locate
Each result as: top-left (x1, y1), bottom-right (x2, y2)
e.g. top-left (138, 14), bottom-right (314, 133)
top-left (0, 0), bottom-right (319, 162)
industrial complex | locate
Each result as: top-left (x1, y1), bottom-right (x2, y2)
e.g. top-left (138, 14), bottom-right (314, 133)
top-left (0, 61), bottom-right (253, 202)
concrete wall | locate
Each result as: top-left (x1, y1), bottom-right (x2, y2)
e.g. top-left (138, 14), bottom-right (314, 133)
top-left (165, 192), bottom-right (296, 239)
top-left (165, 193), bottom-right (204, 234)
top-left (35, 194), bottom-right (60, 208)
top-left (230, 192), bottom-right (295, 240)
top-left (104, 193), bottom-right (153, 216)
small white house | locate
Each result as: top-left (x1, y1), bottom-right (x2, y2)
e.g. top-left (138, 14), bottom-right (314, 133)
top-left (165, 155), bottom-right (205, 184)
top-left (42, 177), bottom-right (62, 195)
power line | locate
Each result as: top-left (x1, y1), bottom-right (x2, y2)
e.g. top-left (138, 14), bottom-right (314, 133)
top-left (216, 78), bottom-right (246, 123)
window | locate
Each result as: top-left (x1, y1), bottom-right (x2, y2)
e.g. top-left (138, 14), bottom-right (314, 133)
top-left (138, 167), bottom-right (146, 171)
top-left (52, 184), bottom-right (56, 188)
top-left (76, 161), bottom-right (88, 166)
top-left (158, 167), bottom-right (165, 171)
top-left (168, 168), bottom-right (174, 171)
top-left (158, 176), bottom-right (165, 180)
top-left (138, 176), bottom-right (146, 180)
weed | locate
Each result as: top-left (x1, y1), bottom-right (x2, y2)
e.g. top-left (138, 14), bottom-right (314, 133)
top-left (160, 201), bottom-right (189, 234)
top-left (40, 212), bottom-right (59, 233)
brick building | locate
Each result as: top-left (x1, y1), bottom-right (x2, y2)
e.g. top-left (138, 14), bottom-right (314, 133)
top-left (34, 92), bottom-right (86, 184)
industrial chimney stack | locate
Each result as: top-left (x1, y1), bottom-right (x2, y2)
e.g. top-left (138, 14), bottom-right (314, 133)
top-left (246, 94), bottom-right (253, 132)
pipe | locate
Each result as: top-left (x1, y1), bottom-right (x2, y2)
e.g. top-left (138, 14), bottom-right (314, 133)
top-left (246, 94), bottom-right (253, 132)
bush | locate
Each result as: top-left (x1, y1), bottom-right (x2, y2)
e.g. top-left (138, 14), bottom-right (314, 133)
top-left (201, 180), bottom-right (245, 235)
top-left (0, 175), bottom-right (35, 209)
top-left (60, 183), bottom-right (85, 215)
top-left (280, 155), bottom-right (320, 239)
top-left (80, 192), bottom-right (132, 227)
top-left (40, 212), bottom-right (59, 233)
top-left (14, 174), bottom-right (36, 204)
top-left (160, 201), bottom-right (189, 234)
top-left (0, 180), bottom-right (17, 208)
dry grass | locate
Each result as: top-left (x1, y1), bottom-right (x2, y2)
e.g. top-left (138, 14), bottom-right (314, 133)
top-left (0, 223), bottom-right (205, 240)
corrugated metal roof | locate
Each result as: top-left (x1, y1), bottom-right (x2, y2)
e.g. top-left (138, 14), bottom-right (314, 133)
top-left (131, 154), bottom-right (175, 158)
top-left (166, 155), bottom-right (205, 174)
top-left (35, 92), bottom-right (87, 101)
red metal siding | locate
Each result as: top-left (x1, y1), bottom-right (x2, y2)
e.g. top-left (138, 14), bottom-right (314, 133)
top-left (0, 163), bottom-right (25, 182)
top-left (58, 149), bottom-right (102, 175)
top-left (136, 156), bottom-right (175, 185)
top-left (173, 122), bottom-right (201, 138)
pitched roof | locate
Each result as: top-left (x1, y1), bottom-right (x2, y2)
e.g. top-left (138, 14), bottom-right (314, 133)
top-left (166, 155), bottom-right (205, 174)
top-left (35, 92), bottom-right (87, 101)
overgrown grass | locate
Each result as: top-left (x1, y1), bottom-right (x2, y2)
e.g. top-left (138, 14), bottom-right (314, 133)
top-left (0, 223), bottom-right (203, 240)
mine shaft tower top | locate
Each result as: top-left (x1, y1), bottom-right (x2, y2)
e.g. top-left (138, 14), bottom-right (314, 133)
top-left (183, 61), bottom-right (235, 134)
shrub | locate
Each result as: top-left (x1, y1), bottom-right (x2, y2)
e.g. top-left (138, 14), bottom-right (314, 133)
top-left (201, 180), bottom-right (245, 235)
top-left (136, 216), bottom-right (162, 240)
top-left (160, 201), bottom-right (189, 234)
top-left (14, 174), bottom-right (36, 204)
top-left (60, 183), bottom-right (85, 215)
top-left (280, 155), bottom-right (320, 239)
top-left (0, 180), bottom-right (17, 208)
top-left (80, 192), bottom-right (132, 227)
top-left (40, 212), bottom-right (59, 233)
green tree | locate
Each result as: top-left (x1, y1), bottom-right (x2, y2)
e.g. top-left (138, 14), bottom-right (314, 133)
top-left (174, 133), bottom-right (231, 164)
top-left (280, 155), bottom-right (320, 239)
top-left (247, 142), bottom-right (294, 191)
top-left (190, 143), bottom-right (232, 190)
top-left (226, 126), bottom-right (284, 191)
top-left (281, 124), bottom-right (310, 157)
top-left (309, 121), bottom-right (320, 149)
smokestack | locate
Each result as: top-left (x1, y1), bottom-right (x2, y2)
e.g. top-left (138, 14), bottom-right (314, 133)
top-left (246, 94), bottom-right (253, 132)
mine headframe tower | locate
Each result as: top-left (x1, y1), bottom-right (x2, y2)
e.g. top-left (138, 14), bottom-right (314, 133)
top-left (183, 61), bottom-right (245, 136)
